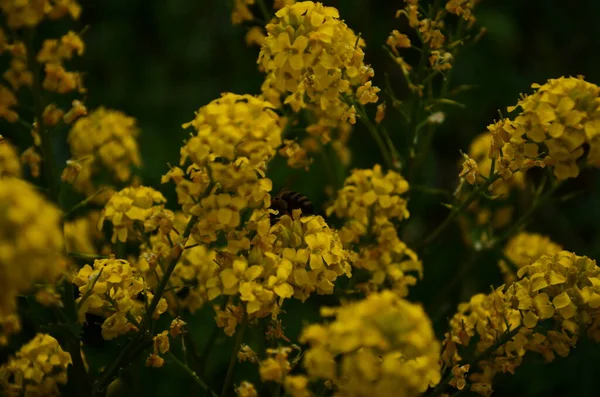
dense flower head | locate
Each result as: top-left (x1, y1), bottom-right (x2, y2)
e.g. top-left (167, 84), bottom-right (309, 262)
top-left (206, 209), bottom-right (352, 323)
top-left (0, 314), bottom-right (20, 346)
top-left (499, 232), bottom-right (562, 283)
top-left (300, 290), bottom-right (441, 397)
top-left (73, 258), bottom-right (168, 340)
top-left (258, 1), bottom-right (379, 135)
top-left (327, 165), bottom-right (420, 295)
top-left (491, 76), bottom-right (600, 180)
top-left (0, 138), bottom-right (22, 178)
top-left (67, 107), bottom-right (141, 197)
top-left (442, 250), bottom-right (600, 395)
top-left (98, 186), bottom-right (167, 243)
top-left (327, 164), bottom-right (409, 244)
top-left (0, 178), bottom-right (64, 317)
top-left (173, 93), bottom-right (282, 243)
top-left (0, 334), bottom-right (72, 397)
top-left (0, 0), bottom-right (81, 28)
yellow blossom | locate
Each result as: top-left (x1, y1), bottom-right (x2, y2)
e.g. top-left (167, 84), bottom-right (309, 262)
top-left (0, 334), bottom-right (71, 396)
top-left (67, 107), bottom-right (140, 197)
top-left (0, 85), bottom-right (18, 122)
top-left (459, 153), bottom-right (479, 184)
top-left (170, 318), bottom-right (187, 337)
top-left (236, 381), bottom-right (258, 397)
top-left (0, 179), bottom-right (64, 317)
top-left (98, 186), bottom-right (167, 243)
top-left (300, 291), bottom-right (441, 397)
top-left (0, 138), bottom-right (22, 178)
top-left (499, 232), bottom-right (562, 283)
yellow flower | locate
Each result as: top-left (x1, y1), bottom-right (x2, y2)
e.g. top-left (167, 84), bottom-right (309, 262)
top-left (258, 1), bottom-right (379, 133)
top-left (259, 347), bottom-right (293, 382)
top-left (67, 107), bottom-right (141, 197)
top-left (442, 250), bottom-right (600, 395)
top-left (99, 186), bottom-right (167, 243)
top-left (0, 138), bottom-right (22, 178)
top-left (459, 153), bottom-right (479, 184)
top-left (0, 334), bottom-right (71, 396)
top-left (236, 381), bottom-right (258, 397)
top-left (387, 30), bottom-right (411, 56)
top-left (232, 0), bottom-right (255, 25)
top-left (0, 85), bottom-right (18, 123)
top-left (300, 291), bottom-right (441, 397)
top-left (0, 179), bottom-right (64, 317)
top-left (499, 232), bottom-right (562, 284)
top-left (496, 76), bottom-right (600, 180)
top-left (0, 314), bottom-right (21, 347)
top-left (170, 318), bottom-right (186, 337)
top-left (73, 258), bottom-right (167, 340)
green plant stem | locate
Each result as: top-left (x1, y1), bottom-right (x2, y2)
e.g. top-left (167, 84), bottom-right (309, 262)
top-left (65, 188), bottom-right (107, 218)
top-left (355, 104), bottom-right (395, 169)
top-left (255, 0), bottom-right (271, 22)
top-left (167, 351), bottom-right (218, 397)
top-left (220, 309), bottom-right (248, 397)
top-left (428, 326), bottom-right (522, 397)
top-left (419, 176), bottom-right (499, 249)
top-left (25, 29), bottom-right (57, 201)
top-left (145, 215), bottom-right (198, 322)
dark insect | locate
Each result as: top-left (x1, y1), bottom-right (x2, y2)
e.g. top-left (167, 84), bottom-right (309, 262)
top-left (270, 190), bottom-right (314, 223)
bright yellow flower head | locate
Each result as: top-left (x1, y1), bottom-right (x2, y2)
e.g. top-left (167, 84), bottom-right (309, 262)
top-left (300, 290), bottom-right (441, 397)
top-left (443, 250), bottom-right (600, 395)
top-left (258, 1), bottom-right (378, 126)
top-left (0, 334), bottom-right (72, 396)
top-left (67, 107), bottom-right (141, 197)
top-left (0, 139), bottom-right (22, 178)
top-left (0, 0), bottom-right (81, 28)
top-left (0, 179), bottom-right (64, 317)
top-left (98, 186), bottom-right (167, 243)
top-left (73, 258), bottom-right (168, 340)
top-left (499, 232), bottom-right (562, 284)
top-left (495, 76), bottom-right (600, 180)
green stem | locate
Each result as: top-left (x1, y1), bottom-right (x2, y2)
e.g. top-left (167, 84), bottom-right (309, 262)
top-left (220, 309), bottom-right (248, 397)
top-left (255, 0), bottom-right (271, 23)
top-left (166, 351), bottom-right (218, 397)
top-left (355, 104), bottom-right (395, 169)
top-left (25, 29), bottom-right (57, 201)
top-left (418, 175), bottom-right (499, 249)
top-left (145, 215), bottom-right (198, 322)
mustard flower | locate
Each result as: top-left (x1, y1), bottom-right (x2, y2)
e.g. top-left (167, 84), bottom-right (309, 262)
top-left (73, 258), bottom-right (168, 340)
top-left (258, 1), bottom-right (379, 136)
top-left (236, 381), bottom-right (258, 397)
top-left (493, 76), bottom-right (600, 180)
top-left (459, 153), bottom-right (479, 185)
top-left (0, 84), bottom-right (18, 122)
top-left (67, 107), bottom-right (141, 197)
top-left (442, 250), bottom-right (600, 395)
top-left (327, 165), bottom-right (410, 244)
top-left (98, 186), bottom-right (167, 243)
top-left (232, 0), bottom-right (255, 24)
top-left (499, 232), bottom-right (562, 284)
top-left (0, 138), bottom-right (22, 178)
top-left (300, 290), bottom-right (441, 397)
top-left (259, 346), bottom-right (293, 382)
top-left (279, 139), bottom-right (312, 170)
top-left (145, 331), bottom-right (170, 368)
top-left (0, 314), bottom-right (20, 347)
top-left (0, 179), bottom-right (64, 317)
top-left (0, 334), bottom-right (72, 397)
top-left (0, 0), bottom-right (80, 28)
top-left (64, 212), bottom-right (102, 255)
top-left (170, 317), bottom-right (186, 337)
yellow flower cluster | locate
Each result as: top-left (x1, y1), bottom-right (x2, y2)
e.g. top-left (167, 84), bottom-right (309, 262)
top-left (0, 138), bottom-right (22, 178)
top-left (64, 211), bottom-right (103, 255)
top-left (258, 1), bottom-right (379, 140)
top-left (206, 209), bottom-right (351, 325)
top-left (0, 314), bottom-right (20, 346)
top-left (37, 30), bottom-right (85, 95)
top-left (2, 38), bottom-right (32, 93)
top-left (259, 346), bottom-right (310, 397)
top-left (0, 178), bottom-right (64, 317)
top-left (236, 381), bottom-right (258, 397)
top-left (499, 232), bottom-right (562, 283)
top-left (73, 258), bottom-right (168, 340)
top-left (301, 290), bottom-right (441, 397)
top-left (171, 93), bottom-right (282, 243)
top-left (146, 330), bottom-right (170, 368)
top-left (0, 83), bottom-right (18, 122)
top-left (442, 250), bottom-right (600, 396)
top-left (0, 334), bottom-right (72, 397)
top-left (66, 107), bottom-right (141, 198)
top-left (0, 0), bottom-right (80, 28)
top-left (98, 186), bottom-right (168, 243)
top-left (327, 165), bottom-right (421, 296)
top-left (490, 76), bottom-right (600, 180)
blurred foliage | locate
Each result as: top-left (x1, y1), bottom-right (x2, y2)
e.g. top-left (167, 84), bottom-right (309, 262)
top-left (3, 0), bottom-right (600, 396)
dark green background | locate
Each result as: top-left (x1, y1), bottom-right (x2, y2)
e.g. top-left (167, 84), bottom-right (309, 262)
top-left (3, 0), bottom-right (600, 396)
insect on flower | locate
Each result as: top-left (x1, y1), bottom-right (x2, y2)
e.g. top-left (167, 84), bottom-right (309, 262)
top-left (269, 190), bottom-right (314, 223)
